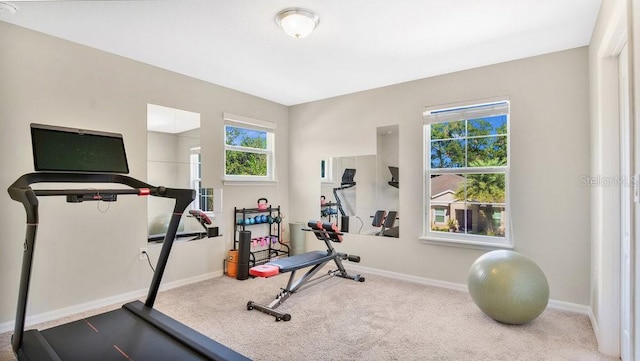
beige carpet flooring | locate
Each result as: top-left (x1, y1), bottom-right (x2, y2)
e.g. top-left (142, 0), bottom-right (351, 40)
top-left (0, 268), bottom-right (619, 360)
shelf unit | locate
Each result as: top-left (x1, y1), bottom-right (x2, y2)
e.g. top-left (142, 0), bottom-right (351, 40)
top-left (233, 206), bottom-right (289, 267)
top-left (320, 201), bottom-right (339, 222)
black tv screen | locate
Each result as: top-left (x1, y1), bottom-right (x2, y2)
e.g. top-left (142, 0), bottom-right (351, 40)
top-left (31, 123), bottom-right (129, 173)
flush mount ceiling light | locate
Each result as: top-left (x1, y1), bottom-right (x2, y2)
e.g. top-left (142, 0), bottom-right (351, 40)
top-left (0, 2), bottom-right (18, 15)
top-left (275, 8), bottom-right (319, 39)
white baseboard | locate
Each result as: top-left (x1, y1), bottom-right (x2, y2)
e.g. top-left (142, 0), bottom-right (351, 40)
top-left (0, 271), bottom-right (222, 334)
top-left (2, 265), bottom-right (590, 334)
top-left (157, 271), bottom-right (221, 293)
top-left (346, 264), bottom-right (590, 315)
top-left (547, 299), bottom-right (590, 315)
top-left (346, 263), bottom-right (468, 292)
top-left (588, 308), bottom-right (601, 345)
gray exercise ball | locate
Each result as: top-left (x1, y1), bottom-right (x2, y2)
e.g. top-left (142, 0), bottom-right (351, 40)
top-left (467, 250), bottom-right (549, 325)
top-left (148, 214), bottom-right (185, 235)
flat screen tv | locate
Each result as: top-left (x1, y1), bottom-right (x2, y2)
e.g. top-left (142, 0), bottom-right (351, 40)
top-left (31, 123), bottom-right (129, 174)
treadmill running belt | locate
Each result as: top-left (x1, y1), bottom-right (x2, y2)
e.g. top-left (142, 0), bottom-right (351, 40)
top-left (40, 307), bottom-right (209, 361)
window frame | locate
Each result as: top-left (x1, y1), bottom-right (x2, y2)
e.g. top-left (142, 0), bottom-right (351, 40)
top-left (223, 113), bottom-right (277, 184)
top-left (189, 148), bottom-right (202, 210)
top-left (189, 149), bottom-right (215, 212)
top-left (320, 158), bottom-right (333, 184)
top-left (434, 208), bottom-right (446, 224)
top-left (421, 98), bottom-right (512, 249)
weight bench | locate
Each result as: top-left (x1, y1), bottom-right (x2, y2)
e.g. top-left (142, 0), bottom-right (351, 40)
top-left (246, 220), bottom-right (364, 321)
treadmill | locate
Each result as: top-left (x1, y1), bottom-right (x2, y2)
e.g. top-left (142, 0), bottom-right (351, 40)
top-left (332, 168), bottom-right (356, 233)
top-left (9, 124), bottom-right (250, 361)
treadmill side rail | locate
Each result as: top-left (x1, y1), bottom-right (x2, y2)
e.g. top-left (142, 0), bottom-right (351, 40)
top-left (17, 331), bottom-right (62, 361)
top-left (124, 301), bottom-right (251, 361)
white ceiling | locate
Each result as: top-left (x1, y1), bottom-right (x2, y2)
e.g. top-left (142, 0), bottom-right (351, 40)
top-left (0, 0), bottom-right (602, 106)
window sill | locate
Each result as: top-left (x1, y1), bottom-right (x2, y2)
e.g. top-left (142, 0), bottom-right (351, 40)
top-left (419, 235), bottom-right (513, 251)
top-left (189, 211), bottom-right (215, 219)
top-left (223, 179), bottom-right (277, 186)
top-left (147, 234), bottom-right (220, 245)
top-left (147, 231), bottom-right (222, 248)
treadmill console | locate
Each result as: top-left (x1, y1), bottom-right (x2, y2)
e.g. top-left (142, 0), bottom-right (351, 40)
top-left (31, 123), bottom-right (129, 174)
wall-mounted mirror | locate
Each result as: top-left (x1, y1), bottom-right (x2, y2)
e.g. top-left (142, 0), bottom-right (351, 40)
top-left (147, 104), bottom-right (222, 242)
top-left (320, 125), bottom-right (399, 237)
top-left (376, 125), bottom-right (399, 237)
top-left (321, 155), bottom-right (373, 232)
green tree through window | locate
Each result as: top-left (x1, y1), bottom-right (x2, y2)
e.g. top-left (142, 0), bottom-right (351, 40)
top-left (225, 125), bottom-right (268, 176)
top-left (424, 100), bottom-right (510, 245)
top-left (430, 115), bottom-right (507, 169)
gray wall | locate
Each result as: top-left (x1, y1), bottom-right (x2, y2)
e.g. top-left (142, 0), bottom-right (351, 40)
top-left (0, 21), bottom-right (289, 326)
top-left (289, 47), bottom-right (591, 305)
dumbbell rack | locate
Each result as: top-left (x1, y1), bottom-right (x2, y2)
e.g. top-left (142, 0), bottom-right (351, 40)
top-left (233, 206), bottom-right (289, 267)
top-left (320, 201), bottom-right (339, 222)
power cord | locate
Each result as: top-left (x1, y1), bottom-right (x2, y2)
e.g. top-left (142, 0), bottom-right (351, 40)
top-left (355, 216), bottom-right (364, 234)
top-left (86, 188), bottom-right (111, 213)
top-left (142, 251), bottom-right (156, 273)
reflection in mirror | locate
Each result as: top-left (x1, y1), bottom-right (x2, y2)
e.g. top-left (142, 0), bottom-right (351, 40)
top-left (375, 125), bottom-right (399, 237)
top-left (321, 156), bottom-right (364, 232)
top-left (146, 104), bottom-right (222, 242)
top-left (320, 124), bottom-right (399, 238)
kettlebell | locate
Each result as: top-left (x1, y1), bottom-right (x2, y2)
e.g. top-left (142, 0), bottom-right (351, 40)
top-left (257, 198), bottom-right (269, 211)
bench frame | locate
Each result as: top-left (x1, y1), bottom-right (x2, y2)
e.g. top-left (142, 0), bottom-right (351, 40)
top-left (246, 221), bottom-right (364, 321)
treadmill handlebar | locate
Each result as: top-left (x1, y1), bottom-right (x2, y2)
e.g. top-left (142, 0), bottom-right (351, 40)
top-left (8, 172), bottom-right (194, 224)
